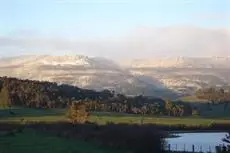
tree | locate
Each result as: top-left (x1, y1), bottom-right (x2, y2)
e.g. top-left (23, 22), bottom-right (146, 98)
top-left (165, 99), bottom-right (173, 116)
top-left (177, 105), bottom-right (185, 116)
top-left (0, 85), bottom-right (10, 109)
top-left (66, 102), bottom-right (89, 124)
top-left (196, 88), bottom-right (218, 104)
top-left (196, 88), bottom-right (230, 104)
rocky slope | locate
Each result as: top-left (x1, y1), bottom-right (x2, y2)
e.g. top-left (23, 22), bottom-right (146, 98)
top-left (123, 57), bottom-right (230, 95)
top-left (0, 55), bottom-right (175, 98)
top-left (1, 55), bottom-right (230, 98)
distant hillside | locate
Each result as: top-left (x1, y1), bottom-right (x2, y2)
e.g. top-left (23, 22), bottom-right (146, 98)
top-left (0, 55), bottom-right (176, 98)
top-left (122, 57), bottom-right (230, 95)
top-left (1, 77), bottom-right (229, 118)
top-left (0, 77), bottom-right (114, 108)
top-left (0, 77), bottom-right (198, 117)
top-left (2, 55), bottom-right (230, 98)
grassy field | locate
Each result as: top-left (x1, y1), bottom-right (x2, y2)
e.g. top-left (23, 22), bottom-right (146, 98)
top-left (179, 96), bottom-right (207, 103)
top-left (91, 115), bottom-right (230, 125)
top-left (1, 108), bottom-right (230, 126)
top-left (0, 108), bottom-right (65, 122)
top-left (0, 129), bottom-right (127, 153)
top-left (0, 108), bottom-right (230, 153)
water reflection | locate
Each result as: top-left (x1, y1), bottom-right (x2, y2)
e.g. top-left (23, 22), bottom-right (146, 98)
top-left (166, 132), bottom-right (228, 152)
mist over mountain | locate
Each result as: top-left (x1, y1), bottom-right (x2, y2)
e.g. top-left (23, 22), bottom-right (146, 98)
top-left (120, 26), bottom-right (230, 59)
top-left (1, 25), bottom-right (230, 99)
top-left (1, 27), bottom-right (230, 59)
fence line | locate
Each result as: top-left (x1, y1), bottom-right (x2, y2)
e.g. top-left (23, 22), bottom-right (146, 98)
top-left (165, 143), bottom-right (229, 153)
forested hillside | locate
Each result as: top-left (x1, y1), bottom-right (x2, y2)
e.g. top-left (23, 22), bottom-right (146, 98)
top-left (196, 87), bottom-right (230, 104)
top-left (0, 77), bottom-right (113, 108)
top-left (0, 77), bottom-right (196, 116)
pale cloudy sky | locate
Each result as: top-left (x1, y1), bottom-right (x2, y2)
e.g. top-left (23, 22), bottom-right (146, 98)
top-left (0, 0), bottom-right (229, 59)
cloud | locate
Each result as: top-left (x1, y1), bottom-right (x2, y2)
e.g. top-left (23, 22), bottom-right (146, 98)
top-left (196, 13), bottom-right (230, 20)
top-left (123, 26), bottom-right (230, 58)
top-left (0, 26), bottom-right (230, 59)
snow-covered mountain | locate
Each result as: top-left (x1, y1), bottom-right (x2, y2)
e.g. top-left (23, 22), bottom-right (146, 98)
top-left (123, 57), bottom-right (230, 95)
top-left (122, 57), bottom-right (230, 68)
top-left (0, 55), bottom-right (175, 98)
top-left (1, 55), bottom-right (230, 98)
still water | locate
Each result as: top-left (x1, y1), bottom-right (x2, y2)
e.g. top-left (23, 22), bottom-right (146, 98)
top-left (166, 132), bottom-right (228, 153)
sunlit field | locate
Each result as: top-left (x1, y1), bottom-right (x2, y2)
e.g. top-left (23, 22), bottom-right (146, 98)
top-left (1, 108), bottom-right (230, 126)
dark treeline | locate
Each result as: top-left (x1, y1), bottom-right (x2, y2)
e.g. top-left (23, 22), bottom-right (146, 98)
top-left (196, 87), bottom-right (230, 104)
top-left (196, 87), bottom-right (230, 113)
top-left (0, 76), bottom-right (114, 108)
top-left (0, 77), bottom-right (198, 116)
top-left (80, 98), bottom-right (194, 117)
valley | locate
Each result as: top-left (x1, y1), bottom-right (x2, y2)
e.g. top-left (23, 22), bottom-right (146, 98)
top-left (1, 1), bottom-right (229, 153)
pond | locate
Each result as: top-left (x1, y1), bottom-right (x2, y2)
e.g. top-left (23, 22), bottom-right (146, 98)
top-left (165, 132), bottom-right (228, 153)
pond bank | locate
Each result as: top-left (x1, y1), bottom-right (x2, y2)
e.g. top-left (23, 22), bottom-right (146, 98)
top-left (168, 130), bottom-right (228, 133)
top-left (165, 132), bottom-right (228, 153)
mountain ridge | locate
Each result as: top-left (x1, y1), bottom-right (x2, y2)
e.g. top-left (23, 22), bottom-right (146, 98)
top-left (121, 56), bottom-right (230, 68)
top-left (0, 55), bottom-right (176, 98)
top-left (1, 55), bottom-right (230, 98)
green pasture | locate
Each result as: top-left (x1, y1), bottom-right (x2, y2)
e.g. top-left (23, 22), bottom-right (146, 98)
top-left (0, 129), bottom-right (127, 153)
top-left (1, 108), bottom-right (230, 126)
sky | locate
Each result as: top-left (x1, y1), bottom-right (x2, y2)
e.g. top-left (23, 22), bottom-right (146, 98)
top-left (0, 0), bottom-right (230, 59)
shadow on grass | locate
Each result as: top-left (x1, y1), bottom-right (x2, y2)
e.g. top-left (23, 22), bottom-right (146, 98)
top-left (0, 108), bottom-right (65, 119)
top-left (0, 122), bottom-right (166, 153)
